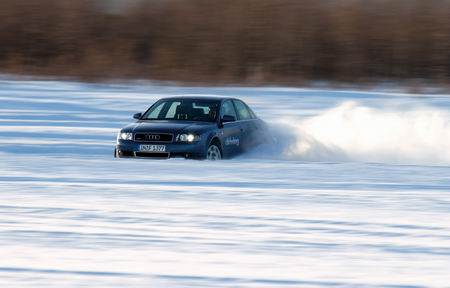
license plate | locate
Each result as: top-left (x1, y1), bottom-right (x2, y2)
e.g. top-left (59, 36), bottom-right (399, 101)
top-left (139, 145), bottom-right (166, 152)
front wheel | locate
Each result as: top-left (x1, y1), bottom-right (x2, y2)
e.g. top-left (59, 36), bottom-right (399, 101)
top-left (207, 143), bottom-right (222, 160)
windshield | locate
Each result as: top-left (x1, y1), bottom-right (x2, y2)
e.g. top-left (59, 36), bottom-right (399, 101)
top-left (141, 99), bottom-right (220, 122)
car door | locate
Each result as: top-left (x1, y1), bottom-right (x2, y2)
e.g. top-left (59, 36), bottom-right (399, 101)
top-left (232, 100), bottom-right (265, 151)
top-left (244, 102), bottom-right (267, 146)
top-left (232, 100), bottom-right (255, 152)
top-left (219, 100), bottom-right (241, 157)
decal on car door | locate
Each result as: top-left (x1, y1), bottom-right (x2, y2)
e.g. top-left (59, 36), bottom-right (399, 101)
top-left (225, 136), bottom-right (240, 146)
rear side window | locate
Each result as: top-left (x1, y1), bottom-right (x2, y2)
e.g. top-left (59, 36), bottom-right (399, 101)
top-left (221, 100), bottom-right (238, 119)
top-left (233, 100), bottom-right (251, 120)
top-left (246, 104), bottom-right (257, 119)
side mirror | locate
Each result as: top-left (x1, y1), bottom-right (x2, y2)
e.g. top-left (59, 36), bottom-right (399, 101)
top-left (133, 113), bottom-right (142, 120)
top-left (221, 114), bottom-right (236, 123)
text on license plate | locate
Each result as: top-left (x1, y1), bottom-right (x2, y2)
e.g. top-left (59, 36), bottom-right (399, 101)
top-left (139, 145), bottom-right (166, 152)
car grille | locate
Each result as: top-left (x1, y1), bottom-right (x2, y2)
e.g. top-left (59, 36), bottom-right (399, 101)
top-left (134, 133), bottom-right (173, 143)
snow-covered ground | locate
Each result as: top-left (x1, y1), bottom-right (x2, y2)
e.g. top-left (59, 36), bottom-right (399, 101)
top-left (0, 79), bottom-right (450, 287)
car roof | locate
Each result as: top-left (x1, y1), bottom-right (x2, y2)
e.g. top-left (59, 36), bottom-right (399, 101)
top-left (159, 96), bottom-right (239, 102)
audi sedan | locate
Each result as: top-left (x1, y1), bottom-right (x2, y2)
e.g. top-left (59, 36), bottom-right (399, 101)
top-left (115, 96), bottom-right (269, 160)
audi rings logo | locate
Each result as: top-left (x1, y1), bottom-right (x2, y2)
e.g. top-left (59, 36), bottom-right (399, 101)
top-left (145, 134), bottom-right (161, 141)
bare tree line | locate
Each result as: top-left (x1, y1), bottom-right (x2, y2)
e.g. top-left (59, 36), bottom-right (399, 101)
top-left (0, 0), bottom-right (449, 83)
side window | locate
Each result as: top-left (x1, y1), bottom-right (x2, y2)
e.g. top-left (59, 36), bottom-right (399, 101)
top-left (221, 100), bottom-right (238, 119)
top-left (233, 100), bottom-right (251, 120)
top-left (246, 104), bottom-right (257, 119)
top-left (145, 102), bottom-right (165, 119)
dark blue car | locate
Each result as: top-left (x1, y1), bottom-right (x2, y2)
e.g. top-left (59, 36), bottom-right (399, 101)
top-left (115, 96), bottom-right (269, 160)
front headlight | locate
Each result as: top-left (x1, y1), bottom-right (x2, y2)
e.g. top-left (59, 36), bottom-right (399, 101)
top-left (176, 133), bottom-right (201, 142)
top-left (118, 132), bottom-right (133, 141)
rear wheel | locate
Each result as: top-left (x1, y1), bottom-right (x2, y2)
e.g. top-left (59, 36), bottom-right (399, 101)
top-left (207, 143), bottom-right (222, 160)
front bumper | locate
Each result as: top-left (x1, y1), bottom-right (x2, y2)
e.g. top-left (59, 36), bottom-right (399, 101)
top-left (116, 140), bottom-right (207, 159)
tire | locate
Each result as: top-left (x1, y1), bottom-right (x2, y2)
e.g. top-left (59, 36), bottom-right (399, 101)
top-left (207, 142), bottom-right (222, 160)
top-left (114, 148), bottom-right (119, 158)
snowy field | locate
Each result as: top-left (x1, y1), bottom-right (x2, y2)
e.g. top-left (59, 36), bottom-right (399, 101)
top-left (1, 79), bottom-right (450, 287)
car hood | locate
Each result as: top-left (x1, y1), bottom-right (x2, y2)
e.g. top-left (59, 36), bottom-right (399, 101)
top-left (123, 120), bottom-right (216, 134)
